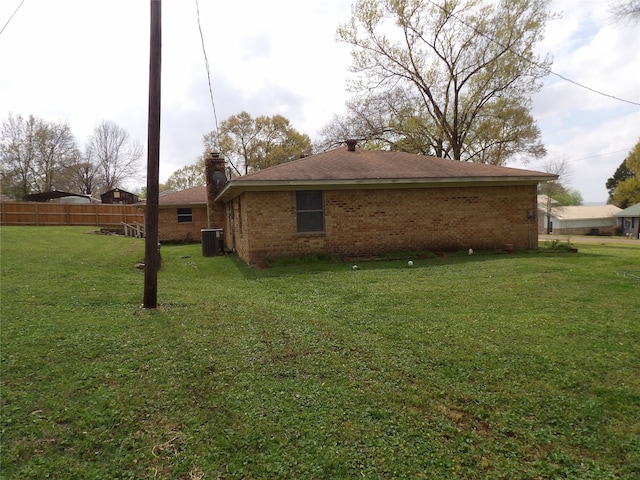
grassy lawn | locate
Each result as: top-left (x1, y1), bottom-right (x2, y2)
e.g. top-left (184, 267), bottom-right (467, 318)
top-left (1, 227), bottom-right (639, 479)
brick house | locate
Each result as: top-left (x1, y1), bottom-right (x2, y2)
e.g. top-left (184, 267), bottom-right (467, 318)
top-left (146, 152), bottom-right (228, 243)
top-left (214, 142), bottom-right (557, 264)
top-left (155, 186), bottom-right (208, 242)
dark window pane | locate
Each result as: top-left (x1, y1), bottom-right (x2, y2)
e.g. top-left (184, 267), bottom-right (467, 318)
top-left (296, 191), bottom-right (323, 211)
top-left (297, 211), bottom-right (324, 232)
top-left (177, 208), bottom-right (193, 223)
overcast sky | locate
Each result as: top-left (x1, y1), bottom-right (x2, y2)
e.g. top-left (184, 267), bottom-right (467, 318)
top-left (1, 0), bottom-right (638, 202)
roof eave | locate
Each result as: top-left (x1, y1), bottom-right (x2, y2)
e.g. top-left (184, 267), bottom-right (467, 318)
top-left (139, 202), bottom-right (207, 208)
top-left (555, 216), bottom-right (616, 221)
top-left (215, 176), bottom-right (554, 203)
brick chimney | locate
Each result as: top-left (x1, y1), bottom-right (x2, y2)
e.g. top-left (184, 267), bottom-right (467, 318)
top-left (346, 139), bottom-right (357, 151)
top-left (204, 152), bottom-right (227, 228)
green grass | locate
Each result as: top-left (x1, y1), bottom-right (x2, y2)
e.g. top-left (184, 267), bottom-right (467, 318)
top-left (1, 227), bottom-right (639, 479)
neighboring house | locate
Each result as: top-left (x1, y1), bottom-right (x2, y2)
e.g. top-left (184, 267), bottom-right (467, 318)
top-left (101, 188), bottom-right (139, 205)
top-left (615, 202), bottom-right (640, 239)
top-left (545, 204), bottom-right (622, 236)
top-left (214, 141), bottom-right (557, 265)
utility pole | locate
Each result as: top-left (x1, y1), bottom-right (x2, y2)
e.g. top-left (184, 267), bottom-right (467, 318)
top-left (144, 0), bottom-right (162, 308)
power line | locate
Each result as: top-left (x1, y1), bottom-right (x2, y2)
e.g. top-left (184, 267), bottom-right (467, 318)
top-left (546, 70), bottom-right (640, 106)
top-left (0, 0), bottom-right (25, 36)
top-left (426, 0), bottom-right (640, 107)
top-left (525, 148), bottom-right (632, 170)
top-left (565, 148), bottom-right (632, 162)
top-left (195, 0), bottom-right (220, 146)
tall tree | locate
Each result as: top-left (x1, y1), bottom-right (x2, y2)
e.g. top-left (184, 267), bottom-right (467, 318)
top-left (253, 115), bottom-right (313, 171)
top-left (165, 162), bottom-right (206, 191)
top-left (609, 139), bottom-right (640, 208)
top-left (606, 159), bottom-right (634, 199)
top-left (204, 112), bottom-right (312, 175)
top-left (329, 0), bottom-right (551, 165)
top-left (0, 113), bottom-right (39, 199)
top-left (0, 113), bottom-right (80, 199)
top-left (32, 120), bottom-right (80, 192)
top-left (610, 178), bottom-right (640, 209)
top-left (205, 112), bottom-right (259, 176)
top-left (86, 120), bottom-right (144, 192)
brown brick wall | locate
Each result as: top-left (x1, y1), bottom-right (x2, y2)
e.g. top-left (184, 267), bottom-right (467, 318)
top-left (158, 205), bottom-right (208, 242)
top-left (207, 203), bottom-right (226, 231)
top-left (225, 196), bottom-right (251, 260)
top-left (224, 184), bottom-right (539, 264)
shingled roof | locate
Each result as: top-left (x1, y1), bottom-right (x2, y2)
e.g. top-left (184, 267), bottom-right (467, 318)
top-left (216, 146), bottom-right (556, 202)
top-left (552, 204), bottom-right (621, 221)
top-left (150, 186), bottom-right (207, 206)
top-left (614, 202), bottom-right (640, 217)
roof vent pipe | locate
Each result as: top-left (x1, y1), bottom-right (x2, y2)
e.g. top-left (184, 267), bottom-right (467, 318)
top-left (346, 139), bottom-right (357, 152)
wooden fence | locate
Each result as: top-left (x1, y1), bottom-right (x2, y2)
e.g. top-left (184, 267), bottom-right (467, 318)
top-left (0, 202), bottom-right (144, 227)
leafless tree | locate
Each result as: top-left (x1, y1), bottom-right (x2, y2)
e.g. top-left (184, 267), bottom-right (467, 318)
top-left (0, 113), bottom-right (38, 199)
top-left (539, 156), bottom-right (573, 233)
top-left (65, 161), bottom-right (101, 195)
top-left (86, 120), bottom-right (144, 193)
top-left (610, 0), bottom-right (640, 25)
top-left (0, 113), bottom-right (80, 199)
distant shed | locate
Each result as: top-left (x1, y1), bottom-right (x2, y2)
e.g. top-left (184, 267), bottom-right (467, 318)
top-left (23, 190), bottom-right (97, 204)
top-left (101, 188), bottom-right (139, 205)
